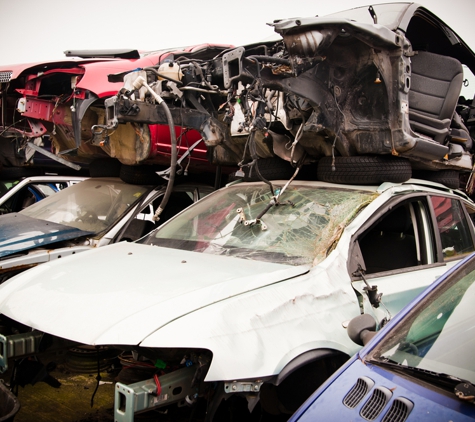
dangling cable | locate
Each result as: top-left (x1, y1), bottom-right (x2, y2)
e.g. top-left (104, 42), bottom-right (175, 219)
top-left (129, 75), bottom-right (177, 223)
top-left (90, 347), bottom-right (102, 408)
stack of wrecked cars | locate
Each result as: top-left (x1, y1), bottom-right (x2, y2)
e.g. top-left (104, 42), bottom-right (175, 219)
top-left (101, 3), bottom-right (475, 191)
top-left (1, 2), bottom-right (475, 421)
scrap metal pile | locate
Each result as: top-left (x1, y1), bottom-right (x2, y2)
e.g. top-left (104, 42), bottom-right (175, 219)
top-left (97, 4), bottom-right (475, 188)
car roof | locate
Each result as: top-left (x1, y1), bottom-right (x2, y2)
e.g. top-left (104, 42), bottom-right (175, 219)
top-left (226, 178), bottom-right (474, 201)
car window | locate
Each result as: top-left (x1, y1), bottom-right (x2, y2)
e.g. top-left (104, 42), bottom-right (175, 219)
top-left (0, 180), bottom-right (20, 196)
top-left (369, 255), bottom-right (475, 384)
top-left (358, 196), bottom-right (475, 275)
top-left (358, 198), bottom-right (435, 274)
top-left (31, 183), bottom-right (57, 197)
top-left (430, 196), bottom-right (475, 260)
top-left (119, 189), bottom-right (199, 242)
top-left (0, 181), bottom-right (74, 214)
top-left (1, 184), bottom-right (50, 212)
top-left (461, 65), bottom-right (475, 99)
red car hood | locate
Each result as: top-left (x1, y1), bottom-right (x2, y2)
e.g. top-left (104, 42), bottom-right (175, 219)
top-left (0, 56), bottom-right (159, 97)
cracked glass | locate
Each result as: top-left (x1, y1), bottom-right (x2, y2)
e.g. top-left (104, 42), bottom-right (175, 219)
top-left (141, 183), bottom-right (377, 266)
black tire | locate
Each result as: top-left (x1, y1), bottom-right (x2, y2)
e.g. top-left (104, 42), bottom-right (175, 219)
top-left (119, 164), bottom-right (161, 185)
top-left (412, 170), bottom-right (460, 189)
top-left (244, 157), bottom-right (295, 182)
top-left (88, 157), bottom-right (121, 177)
top-left (0, 166), bottom-right (39, 179)
top-left (317, 156), bottom-right (412, 185)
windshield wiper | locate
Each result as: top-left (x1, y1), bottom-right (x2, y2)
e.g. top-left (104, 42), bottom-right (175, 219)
top-left (368, 357), bottom-right (475, 402)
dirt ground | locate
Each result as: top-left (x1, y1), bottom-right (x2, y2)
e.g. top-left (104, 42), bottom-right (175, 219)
top-left (1, 348), bottom-right (285, 422)
top-left (1, 348), bottom-right (208, 422)
top-left (2, 349), bottom-right (116, 422)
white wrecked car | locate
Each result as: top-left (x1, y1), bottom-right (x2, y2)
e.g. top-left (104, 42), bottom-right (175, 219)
top-left (0, 177), bottom-right (474, 420)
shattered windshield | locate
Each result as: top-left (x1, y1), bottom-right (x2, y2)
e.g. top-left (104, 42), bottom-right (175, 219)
top-left (368, 256), bottom-right (475, 384)
top-left (140, 183), bottom-right (376, 265)
top-left (20, 178), bottom-right (152, 234)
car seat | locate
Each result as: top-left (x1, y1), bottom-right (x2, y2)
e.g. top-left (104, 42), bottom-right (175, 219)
top-left (409, 51), bottom-right (464, 145)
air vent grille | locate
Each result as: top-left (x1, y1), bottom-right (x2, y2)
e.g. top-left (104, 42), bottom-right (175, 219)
top-left (343, 377), bottom-right (375, 408)
top-left (360, 387), bottom-right (392, 420)
top-left (0, 71), bottom-right (13, 83)
top-left (381, 397), bottom-right (414, 422)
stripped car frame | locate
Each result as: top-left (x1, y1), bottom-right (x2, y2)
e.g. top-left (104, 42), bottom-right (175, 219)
top-left (102, 3), bottom-right (475, 189)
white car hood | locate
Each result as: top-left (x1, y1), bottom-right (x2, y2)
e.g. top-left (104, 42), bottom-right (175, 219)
top-left (0, 242), bottom-right (307, 346)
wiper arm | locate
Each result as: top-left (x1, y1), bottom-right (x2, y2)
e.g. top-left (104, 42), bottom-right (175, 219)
top-left (236, 206), bottom-right (268, 230)
top-left (236, 198), bottom-right (295, 231)
top-left (368, 358), bottom-right (475, 402)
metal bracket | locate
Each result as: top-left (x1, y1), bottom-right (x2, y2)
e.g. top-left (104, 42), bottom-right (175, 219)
top-left (27, 141), bottom-right (82, 171)
top-left (236, 208), bottom-right (267, 230)
top-left (0, 331), bottom-right (43, 373)
top-left (114, 365), bottom-right (197, 422)
top-left (223, 47), bottom-right (245, 88)
top-left (354, 264), bottom-right (382, 308)
top-left (224, 380), bottom-right (263, 393)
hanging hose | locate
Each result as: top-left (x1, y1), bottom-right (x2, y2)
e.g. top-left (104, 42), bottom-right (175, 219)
top-left (130, 75), bottom-right (178, 222)
top-left (153, 100), bottom-right (177, 222)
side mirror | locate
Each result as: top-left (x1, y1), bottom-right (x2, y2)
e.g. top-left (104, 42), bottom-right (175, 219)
top-left (347, 314), bottom-right (377, 346)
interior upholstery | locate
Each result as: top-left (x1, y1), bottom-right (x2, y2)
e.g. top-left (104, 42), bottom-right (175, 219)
top-left (409, 51), bottom-right (464, 144)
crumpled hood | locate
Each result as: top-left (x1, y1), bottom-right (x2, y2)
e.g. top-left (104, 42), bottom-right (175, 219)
top-left (0, 214), bottom-right (92, 258)
top-left (0, 242), bottom-right (307, 346)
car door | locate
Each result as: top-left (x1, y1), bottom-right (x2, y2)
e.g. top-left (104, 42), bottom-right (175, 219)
top-left (349, 193), bottom-right (475, 324)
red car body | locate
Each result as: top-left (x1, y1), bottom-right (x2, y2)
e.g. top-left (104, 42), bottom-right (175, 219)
top-left (0, 44), bottom-right (231, 171)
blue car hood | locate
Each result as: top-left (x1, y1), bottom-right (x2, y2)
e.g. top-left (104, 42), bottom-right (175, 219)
top-left (0, 213), bottom-right (93, 258)
top-left (290, 356), bottom-right (475, 421)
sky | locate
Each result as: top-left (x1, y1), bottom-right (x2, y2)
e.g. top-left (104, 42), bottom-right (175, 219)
top-left (0, 0), bottom-right (474, 66)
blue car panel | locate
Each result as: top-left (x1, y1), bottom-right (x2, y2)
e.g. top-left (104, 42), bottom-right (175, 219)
top-left (290, 253), bottom-right (475, 422)
top-left (292, 357), bottom-right (475, 421)
top-left (0, 213), bottom-right (92, 258)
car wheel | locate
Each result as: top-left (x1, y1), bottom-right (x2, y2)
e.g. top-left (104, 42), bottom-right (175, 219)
top-left (317, 155), bottom-right (412, 184)
top-left (88, 157), bottom-right (121, 177)
top-left (243, 157), bottom-right (295, 181)
top-left (412, 170), bottom-right (460, 189)
top-left (119, 164), bottom-right (161, 185)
